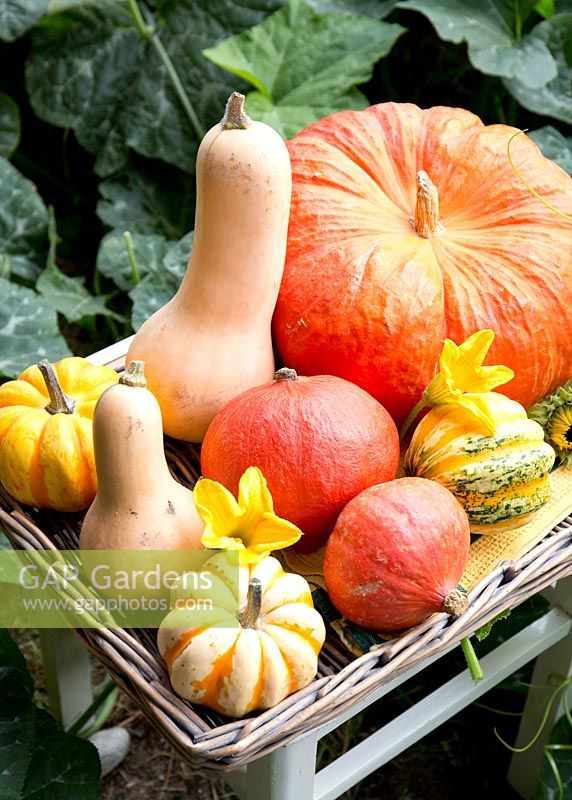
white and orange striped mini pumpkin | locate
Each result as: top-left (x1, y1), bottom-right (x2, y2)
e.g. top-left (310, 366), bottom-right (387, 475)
top-left (158, 552), bottom-right (326, 718)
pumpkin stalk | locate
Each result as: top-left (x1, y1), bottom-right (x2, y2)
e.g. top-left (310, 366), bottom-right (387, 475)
top-left (413, 170), bottom-right (441, 238)
top-left (38, 359), bottom-right (76, 415)
top-left (443, 589), bottom-right (468, 617)
top-left (222, 92), bottom-right (251, 130)
top-left (239, 578), bottom-right (262, 628)
top-left (120, 360), bottom-right (147, 388)
top-left (274, 367), bottom-right (298, 382)
top-left (461, 636), bottom-right (484, 682)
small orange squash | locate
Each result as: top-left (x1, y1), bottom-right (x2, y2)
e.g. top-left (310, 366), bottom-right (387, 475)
top-left (79, 361), bottom-right (203, 550)
top-left (0, 357), bottom-right (118, 511)
top-left (127, 93), bottom-right (292, 442)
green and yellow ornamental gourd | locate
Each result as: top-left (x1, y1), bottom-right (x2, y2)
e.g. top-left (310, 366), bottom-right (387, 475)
top-left (404, 393), bottom-right (555, 526)
top-left (403, 330), bottom-right (556, 528)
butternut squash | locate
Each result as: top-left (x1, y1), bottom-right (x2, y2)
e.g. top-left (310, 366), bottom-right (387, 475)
top-left (79, 361), bottom-right (203, 550)
top-left (126, 92), bottom-right (292, 441)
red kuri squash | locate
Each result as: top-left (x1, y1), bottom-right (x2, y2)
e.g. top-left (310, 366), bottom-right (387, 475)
top-left (273, 102), bottom-right (572, 424)
top-left (200, 368), bottom-right (399, 553)
top-left (323, 477), bottom-right (471, 631)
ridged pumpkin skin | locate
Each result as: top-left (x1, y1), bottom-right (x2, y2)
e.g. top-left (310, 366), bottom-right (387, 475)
top-left (200, 370), bottom-right (400, 553)
top-left (404, 392), bottom-right (556, 527)
top-left (0, 358), bottom-right (118, 511)
top-left (158, 554), bottom-right (326, 718)
top-left (273, 102), bottom-right (572, 424)
top-left (323, 477), bottom-right (470, 632)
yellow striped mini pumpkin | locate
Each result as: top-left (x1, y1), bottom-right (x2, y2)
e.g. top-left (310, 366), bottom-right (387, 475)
top-left (404, 392), bottom-right (555, 528)
top-left (158, 553), bottom-right (326, 718)
top-left (0, 357), bottom-right (118, 511)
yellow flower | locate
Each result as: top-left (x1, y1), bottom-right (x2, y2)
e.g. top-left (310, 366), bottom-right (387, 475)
top-left (548, 406), bottom-right (572, 453)
top-left (400, 330), bottom-right (515, 440)
top-left (193, 466), bottom-right (302, 564)
top-left (423, 330), bottom-right (514, 433)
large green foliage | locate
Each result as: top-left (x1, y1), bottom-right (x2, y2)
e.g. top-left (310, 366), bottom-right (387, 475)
top-left (0, 0), bottom-right (570, 375)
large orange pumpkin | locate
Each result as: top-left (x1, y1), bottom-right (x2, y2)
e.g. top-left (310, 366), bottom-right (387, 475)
top-left (273, 102), bottom-right (572, 424)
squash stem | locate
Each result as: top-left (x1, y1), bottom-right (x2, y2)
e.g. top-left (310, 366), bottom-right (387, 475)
top-left (413, 170), bottom-right (441, 238)
top-left (120, 360), bottom-right (147, 388)
top-left (222, 92), bottom-right (252, 130)
top-left (461, 636), bottom-right (484, 682)
top-left (399, 398), bottom-right (425, 443)
top-left (38, 359), bottom-right (76, 415)
top-left (239, 578), bottom-right (262, 628)
top-left (126, 0), bottom-right (205, 141)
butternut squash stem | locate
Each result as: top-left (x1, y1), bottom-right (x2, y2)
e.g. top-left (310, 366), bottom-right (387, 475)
top-left (461, 636), bottom-right (484, 682)
top-left (399, 398), bottom-right (425, 443)
top-left (414, 170), bottom-right (441, 238)
top-left (240, 578), bottom-right (262, 628)
top-left (221, 92), bottom-right (252, 130)
top-left (126, 0), bottom-right (205, 141)
top-left (120, 360), bottom-right (147, 388)
top-left (37, 359), bottom-right (76, 415)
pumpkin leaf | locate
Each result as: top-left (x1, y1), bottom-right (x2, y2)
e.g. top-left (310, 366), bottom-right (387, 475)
top-left (0, 0), bottom-right (48, 41)
top-left (96, 229), bottom-right (191, 329)
top-left (534, 715), bottom-right (572, 800)
top-left (306, 0), bottom-right (400, 16)
top-left (0, 94), bottom-right (20, 158)
top-left (396, 0), bottom-right (557, 87)
top-left (0, 156), bottom-right (48, 281)
top-left (504, 13), bottom-right (572, 123)
top-left (25, 0), bottom-right (279, 176)
top-left (203, 0), bottom-right (406, 139)
top-left (529, 125), bottom-right (572, 173)
top-left (0, 276), bottom-right (71, 378)
top-left (36, 210), bottom-right (122, 322)
top-left (96, 156), bottom-right (194, 237)
top-left (0, 631), bottom-right (100, 800)
top-left (475, 608), bottom-right (511, 641)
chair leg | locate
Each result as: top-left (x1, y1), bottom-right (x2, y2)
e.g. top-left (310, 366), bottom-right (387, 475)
top-left (245, 735), bottom-right (318, 800)
top-left (40, 628), bottom-right (94, 729)
top-left (507, 577), bottom-right (572, 799)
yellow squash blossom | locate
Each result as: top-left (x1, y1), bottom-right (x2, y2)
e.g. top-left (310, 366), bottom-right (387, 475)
top-left (193, 466), bottom-right (302, 564)
top-left (400, 329), bottom-right (514, 439)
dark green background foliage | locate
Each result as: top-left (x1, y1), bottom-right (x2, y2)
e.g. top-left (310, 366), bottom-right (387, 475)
top-left (0, 0), bottom-right (571, 376)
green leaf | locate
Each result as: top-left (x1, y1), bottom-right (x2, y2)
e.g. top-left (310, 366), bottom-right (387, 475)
top-left (0, 156), bottom-right (48, 281)
top-left (96, 157), bottom-right (194, 238)
top-left (0, 0), bottom-right (48, 41)
top-left (36, 210), bottom-right (121, 322)
top-left (307, 0), bottom-right (400, 15)
top-left (0, 276), bottom-right (71, 378)
top-left (25, 0), bottom-right (279, 176)
top-left (0, 94), bottom-right (20, 158)
top-left (0, 632), bottom-right (100, 800)
top-left (36, 265), bottom-right (121, 322)
top-left (529, 125), bottom-right (572, 172)
top-left (97, 231), bottom-right (170, 291)
top-left (96, 229), bottom-right (191, 329)
top-left (534, 715), bottom-right (572, 800)
top-left (536, 0), bottom-right (555, 18)
top-left (396, 0), bottom-right (557, 86)
top-left (25, 3), bottom-right (144, 176)
top-left (475, 608), bottom-right (511, 641)
top-left (505, 13), bottom-right (572, 122)
top-left (204, 0), bottom-right (406, 139)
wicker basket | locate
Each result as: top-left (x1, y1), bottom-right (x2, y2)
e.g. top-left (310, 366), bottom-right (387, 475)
top-left (1, 355), bottom-right (571, 772)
